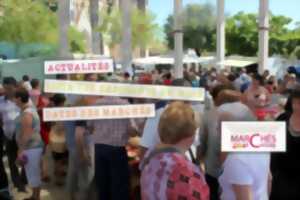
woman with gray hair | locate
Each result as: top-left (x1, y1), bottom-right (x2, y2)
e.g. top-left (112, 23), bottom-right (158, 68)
top-left (140, 102), bottom-right (209, 200)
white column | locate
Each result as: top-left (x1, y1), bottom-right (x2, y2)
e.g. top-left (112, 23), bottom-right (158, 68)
top-left (121, 0), bottom-right (132, 73)
top-left (174, 0), bottom-right (183, 79)
top-left (58, 0), bottom-right (71, 58)
top-left (258, 0), bottom-right (269, 74)
top-left (216, 0), bottom-right (225, 70)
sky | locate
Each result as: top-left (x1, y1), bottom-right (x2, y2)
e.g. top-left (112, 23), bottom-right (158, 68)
top-left (148, 0), bottom-right (300, 28)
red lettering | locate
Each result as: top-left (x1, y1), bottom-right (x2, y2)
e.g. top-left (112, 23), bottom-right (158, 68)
top-left (67, 63), bottom-right (74, 72)
top-left (61, 64), bottom-right (66, 72)
top-left (47, 64), bottom-right (54, 72)
top-left (231, 135), bottom-right (240, 142)
top-left (250, 134), bottom-right (260, 148)
top-left (81, 63), bottom-right (86, 71)
top-left (98, 62), bottom-right (103, 70)
top-left (87, 63), bottom-right (93, 71)
top-left (55, 64), bottom-right (61, 72)
top-left (74, 64), bottom-right (80, 71)
top-left (103, 63), bottom-right (109, 70)
top-left (91, 63), bottom-right (97, 70)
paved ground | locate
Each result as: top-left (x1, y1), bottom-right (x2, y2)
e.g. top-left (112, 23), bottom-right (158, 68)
top-left (11, 183), bottom-right (67, 200)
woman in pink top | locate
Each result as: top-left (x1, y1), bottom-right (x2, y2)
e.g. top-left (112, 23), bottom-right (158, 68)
top-left (140, 102), bottom-right (209, 200)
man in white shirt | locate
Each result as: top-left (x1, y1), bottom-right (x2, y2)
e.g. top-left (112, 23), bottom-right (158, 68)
top-left (139, 79), bottom-right (207, 162)
top-left (219, 153), bottom-right (270, 200)
top-left (217, 102), bottom-right (271, 200)
top-left (0, 77), bottom-right (26, 192)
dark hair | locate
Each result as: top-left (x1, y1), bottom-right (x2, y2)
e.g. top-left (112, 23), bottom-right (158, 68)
top-left (124, 72), bottom-right (130, 78)
top-left (15, 88), bottom-right (29, 103)
top-left (22, 75), bottom-right (29, 81)
top-left (227, 74), bottom-right (236, 82)
top-left (56, 74), bottom-right (68, 80)
top-left (30, 79), bottom-right (39, 89)
top-left (3, 77), bottom-right (17, 86)
top-left (290, 88), bottom-right (300, 99)
top-left (50, 94), bottom-right (66, 106)
top-left (163, 73), bottom-right (172, 80)
top-left (253, 74), bottom-right (264, 86)
top-left (84, 73), bottom-right (98, 81)
top-left (285, 96), bottom-right (292, 113)
top-left (171, 78), bottom-right (191, 87)
top-left (211, 84), bottom-right (235, 101)
top-left (285, 89), bottom-right (300, 113)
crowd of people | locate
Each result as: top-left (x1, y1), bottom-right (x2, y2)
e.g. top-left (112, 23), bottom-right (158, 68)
top-left (0, 65), bottom-right (299, 200)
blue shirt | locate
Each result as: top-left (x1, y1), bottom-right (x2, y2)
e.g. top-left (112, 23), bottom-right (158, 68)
top-left (155, 100), bottom-right (168, 110)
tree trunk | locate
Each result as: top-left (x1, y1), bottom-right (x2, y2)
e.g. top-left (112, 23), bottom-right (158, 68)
top-left (58, 0), bottom-right (71, 58)
top-left (89, 0), bottom-right (101, 54)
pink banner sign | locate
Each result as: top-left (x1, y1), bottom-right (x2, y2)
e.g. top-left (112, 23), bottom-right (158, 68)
top-left (44, 59), bottom-right (114, 74)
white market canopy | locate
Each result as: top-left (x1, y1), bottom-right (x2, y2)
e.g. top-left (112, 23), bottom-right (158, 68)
top-left (218, 60), bottom-right (257, 68)
top-left (217, 56), bottom-right (258, 68)
top-left (133, 56), bottom-right (215, 66)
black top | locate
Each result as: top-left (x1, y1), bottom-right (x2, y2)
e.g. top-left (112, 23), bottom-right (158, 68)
top-left (75, 120), bottom-right (87, 128)
top-left (270, 112), bottom-right (300, 199)
top-left (271, 112), bottom-right (300, 178)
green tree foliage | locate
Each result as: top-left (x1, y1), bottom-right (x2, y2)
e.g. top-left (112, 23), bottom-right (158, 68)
top-left (226, 12), bottom-right (300, 57)
top-left (226, 12), bottom-right (258, 56)
top-left (0, 0), bottom-right (86, 57)
top-left (98, 7), bottom-right (160, 49)
top-left (164, 3), bottom-right (216, 53)
top-left (0, 0), bottom-right (58, 44)
top-left (164, 4), bottom-right (300, 58)
top-left (68, 26), bottom-right (87, 53)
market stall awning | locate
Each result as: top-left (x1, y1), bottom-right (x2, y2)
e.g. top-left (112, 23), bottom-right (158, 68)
top-left (133, 56), bottom-right (215, 66)
top-left (217, 56), bottom-right (258, 68)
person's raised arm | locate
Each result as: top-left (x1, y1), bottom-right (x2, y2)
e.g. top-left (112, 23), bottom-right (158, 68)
top-left (232, 184), bottom-right (253, 200)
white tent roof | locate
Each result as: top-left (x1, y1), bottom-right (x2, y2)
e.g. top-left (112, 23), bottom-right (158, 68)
top-left (133, 56), bottom-right (215, 66)
top-left (218, 59), bottom-right (257, 68)
top-left (217, 56), bottom-right (258, 68)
